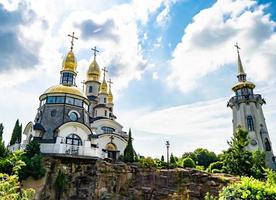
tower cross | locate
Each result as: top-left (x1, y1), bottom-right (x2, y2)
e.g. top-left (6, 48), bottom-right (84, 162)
top-left (91, 46), bottom-right (100, 58)
top-left (102, 67), bottom-right (108, 80)
top-left (107, 78), bottom-right (113, 89)
top-left (110, 135), bottom-right (114, 143)
top-left (68, 32), bottom-right (78, 50)
top-left (81, 80), bottom-right (85, 92)
top-left (234, 42), bottom-right (241, 54)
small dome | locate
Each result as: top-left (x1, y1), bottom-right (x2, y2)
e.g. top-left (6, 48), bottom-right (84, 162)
top-left (62, 50), bottom-right (77, 72)
top-left (40, 84), bottom-right (87, 99)
top-left (99, 80), bottom-right (108, 94)
top-left (87, 58), bottom-right (101, 82)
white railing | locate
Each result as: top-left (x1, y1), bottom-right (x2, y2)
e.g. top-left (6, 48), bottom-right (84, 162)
top-left (40, 143), bottom-right (98, 157)
top-left (7, 143), bottom-right (27, 152)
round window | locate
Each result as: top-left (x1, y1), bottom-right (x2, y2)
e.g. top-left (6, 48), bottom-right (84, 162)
top-left (69, 112), bottom-right (78, 121)
top-left (250, 139), bottom-right (257, 146)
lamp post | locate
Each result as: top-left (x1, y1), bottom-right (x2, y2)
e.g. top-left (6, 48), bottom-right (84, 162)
top-left (166, 141), bottom-right (170, 170)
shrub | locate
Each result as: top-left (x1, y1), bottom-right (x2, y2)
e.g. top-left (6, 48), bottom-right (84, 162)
top-left (182, 158), bottom-right (196, 168)
top-left (219, 177), bottom-right (276, 199)
top-left (208, 161), bottom-right (223, 173)
top-left (138, 157), bottom-right (157, 168)
top-left (196, 165), bottom-right (205, 171)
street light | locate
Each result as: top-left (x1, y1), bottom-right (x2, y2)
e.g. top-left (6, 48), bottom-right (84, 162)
top-left (166, 141), bottom-right (170, 170)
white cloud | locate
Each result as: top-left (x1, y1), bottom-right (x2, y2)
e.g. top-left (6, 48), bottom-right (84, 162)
top-left (168, 0), bottom-right (276, 92)
top-left (130, 84), bottom-right (276, 156)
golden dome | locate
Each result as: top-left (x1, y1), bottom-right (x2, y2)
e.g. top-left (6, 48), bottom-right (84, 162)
top-left (62, 50), bottom-right (77, 72)
top-left (40, 84), bottom-right (87, 99)
top-left (232, 81), bottom-right (256, 91)
top-left (87, 58), bottom-right (100, 82)
top-left (99, 80), bottom-right (108, 94)
top-left (106, 143), bottom-right (117, 151)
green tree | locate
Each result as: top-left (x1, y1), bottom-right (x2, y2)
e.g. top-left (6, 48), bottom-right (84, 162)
top-left (161, 155), bottom-right (164, 162)
top-left (0, 151), bottom-right (34, 200)
top-left (20, 141), bottom-right (45, 180)
top-left (124, 128), bottom-right (135, 163)
top-left (221, 127), bottom-right (266, 178)
top-left (182, 152), bottom-right (197, 162)
top-left (25, 140), bottom-right (41, 157)
top-left (0, 123), bottom-right (3, 140)
top-left (0, 123), bottom-right (8, 158)
top-left (182, 158), bottom-right (196, 168)
top-left (193, 148), bottom-right (218, 169)
top-left (9, 120), bottom-right (22, 145)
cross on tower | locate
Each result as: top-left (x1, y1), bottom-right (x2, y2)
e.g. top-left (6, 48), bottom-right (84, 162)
top-left (102, 67), bottom-right (108, 80)
top-left (81, 80), bottom-right (85, 92)
top-left (234, 42), bottom-right (241, 54)
top-left (107, 78), bottom-right (113, 89)
top-left (91, 46), bottom-right (100, 58)
top-left (68, 32), bottom-right (78, 50)
top-left (110, 135), bottom-right (114, 143)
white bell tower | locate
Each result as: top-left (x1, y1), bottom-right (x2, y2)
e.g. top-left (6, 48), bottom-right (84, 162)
top-left (227, 43), bottom-right (275, 169)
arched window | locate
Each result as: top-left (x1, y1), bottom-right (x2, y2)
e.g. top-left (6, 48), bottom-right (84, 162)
top-left (89, 86), bottom-right (93, 93)
top-left (66, 134), bottom-right (82, 146)
top-left (104, 98), bottom-right (106, 103)
top-left (104, 110), bottom-right (107, 116)
top-left (265, 138), bottom-right (271, 151)
top-left (247, 116), bottom-right (254, 131)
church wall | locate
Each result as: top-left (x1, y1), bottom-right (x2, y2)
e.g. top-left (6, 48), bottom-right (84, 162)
top-left (39, 104), bottom-right (89, 139)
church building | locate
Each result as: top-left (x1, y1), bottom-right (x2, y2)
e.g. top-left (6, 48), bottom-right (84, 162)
top-left (14, 32), bottom-right (128, 159)
top-left (227, 44), bottom-right (275, 169)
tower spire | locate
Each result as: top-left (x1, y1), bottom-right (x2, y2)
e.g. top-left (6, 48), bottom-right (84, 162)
top-left (234, 43), bottom-right (246, 82)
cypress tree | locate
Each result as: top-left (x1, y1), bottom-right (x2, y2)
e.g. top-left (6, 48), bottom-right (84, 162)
top-left (161, 155), bottom-right (165, 162)
top-left (10, 119), bottom-right (22, 145)
top-left (0, 123), bottom-right (7, 158)
top-left (124, 128), bottom-right (135, 163)
top-left (0, 123), bottom-right (3, 141)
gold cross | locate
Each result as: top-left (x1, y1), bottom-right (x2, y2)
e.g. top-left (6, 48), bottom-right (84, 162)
top-left (234, 42), bottom-right (241, 54)
top-left (91, 46), bottom-right (100, 58)
top-left (107, 78), bottom-right (113, 89)
top-left (102, 67), bottom-right (108, 80)
top-left (68, 32), bottom-right (78, 50)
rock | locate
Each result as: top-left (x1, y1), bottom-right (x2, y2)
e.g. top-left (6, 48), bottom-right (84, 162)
top-left (28, 156), bottom-right (238, 200)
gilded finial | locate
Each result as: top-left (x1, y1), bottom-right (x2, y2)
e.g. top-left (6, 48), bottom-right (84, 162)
top-left (68, 32), bottom-right (78, 51)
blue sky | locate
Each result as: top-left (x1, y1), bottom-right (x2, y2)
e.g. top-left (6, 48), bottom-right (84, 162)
top-left (1, 0), bottom-right (276, 158)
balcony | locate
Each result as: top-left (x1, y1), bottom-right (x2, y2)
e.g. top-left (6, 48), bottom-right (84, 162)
top-left (227, 94), bottom-right (265, 107)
